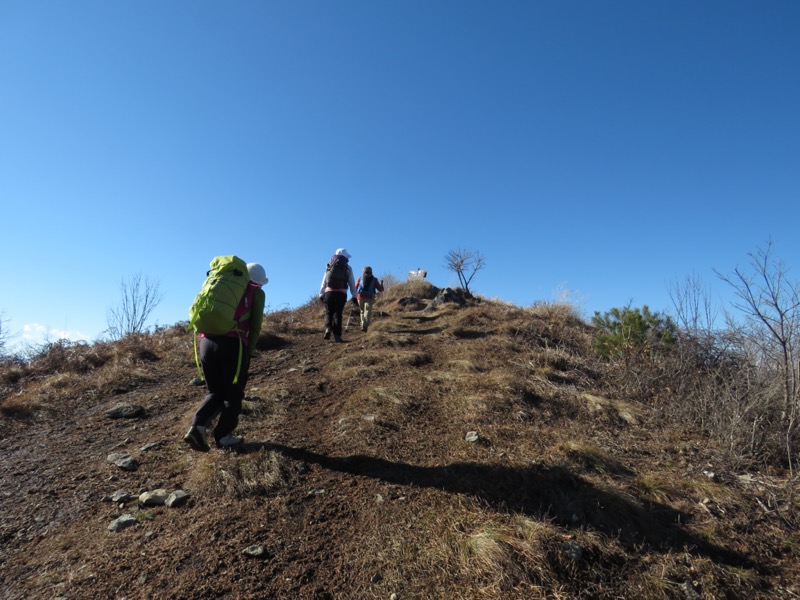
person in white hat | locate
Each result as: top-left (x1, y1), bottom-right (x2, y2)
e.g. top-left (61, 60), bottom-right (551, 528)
top-left (318, 248), bottom-right (357, 342)
top-left (184, 261), bottom-right (268, 451)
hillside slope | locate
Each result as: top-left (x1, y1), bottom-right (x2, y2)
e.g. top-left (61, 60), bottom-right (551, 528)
top-left (1, 281), bottom-right (798, 599)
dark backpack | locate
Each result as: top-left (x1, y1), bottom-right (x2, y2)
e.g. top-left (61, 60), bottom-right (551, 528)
top-left (326, 254), bottom-right (349, 289)
top-left (357, 274), bottom-right (375, 296)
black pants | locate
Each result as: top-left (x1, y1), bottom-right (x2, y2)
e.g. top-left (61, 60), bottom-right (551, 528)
top-left (192, 335), bottom-right (250, 443)
top-left (324, 291), bottom-right (347, 337)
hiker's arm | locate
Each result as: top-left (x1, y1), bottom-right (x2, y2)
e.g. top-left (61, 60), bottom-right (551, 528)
top-left (348, 268), bottom-right (357, 298)
top-left (319, 271), bottom-right (328, 297)
top-left (376, 279), bottom-right (385, 293)
top-left (248, 288), bottom-right (266, 354)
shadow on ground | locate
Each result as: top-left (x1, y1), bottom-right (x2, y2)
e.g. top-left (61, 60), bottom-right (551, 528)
top-left (241, 442), bottom-right (758, 571)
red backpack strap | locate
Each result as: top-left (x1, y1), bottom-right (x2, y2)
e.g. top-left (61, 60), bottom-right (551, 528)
top-left (234, 283), bottom-right (257, 323)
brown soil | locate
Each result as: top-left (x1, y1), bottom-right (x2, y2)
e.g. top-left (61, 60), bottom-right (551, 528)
top-left (1, 283), bottom-right (798, 599)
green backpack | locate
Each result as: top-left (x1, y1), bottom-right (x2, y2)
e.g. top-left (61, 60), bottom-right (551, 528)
top-left (188, 255), bottom-right (249, 383)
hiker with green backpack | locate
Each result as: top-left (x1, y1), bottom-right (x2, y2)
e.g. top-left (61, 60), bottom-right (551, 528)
top-left (184, 256), bottom-right (267, 451)
top-left (318, 248), bottom-right (357, 342)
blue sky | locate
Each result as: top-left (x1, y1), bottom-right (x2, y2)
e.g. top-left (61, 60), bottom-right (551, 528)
top-left (2, 1), bottom-right (799, 351)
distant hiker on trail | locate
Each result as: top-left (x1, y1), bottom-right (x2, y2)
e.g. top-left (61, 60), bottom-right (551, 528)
top-left (318, 248), bottom-right (357, 342)
top-left (355, 266), bottom-right (384, 333)
top-left (184, 259), bottom-right (268, 451)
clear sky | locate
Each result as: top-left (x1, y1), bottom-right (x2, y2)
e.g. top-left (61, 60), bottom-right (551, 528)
top-left (2, 1), bottom-right (799, 351)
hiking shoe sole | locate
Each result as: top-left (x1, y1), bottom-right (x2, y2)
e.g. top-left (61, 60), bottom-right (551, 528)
top-left (183, 429), bottom-right (210, 452)
top-left (217, 434), bottom-right (244, 448)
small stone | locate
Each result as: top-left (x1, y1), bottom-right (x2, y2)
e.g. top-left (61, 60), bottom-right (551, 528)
top-left (139, 442), bottom-right (162, 452)
top-left (465, 431), bottom-right (479, 443)
top-left (108, 514), bottom-right (138, 532)
top-left (139, 489), bottom-right (170, 506)
top-left (680, 581), bottom-right (702, 600)
top-left (562, 540), bottom-right (583, 562)
top-left (242, 545), bottom-right (269, 559)
top-left (166, 490), bottom-right (190, 508)
top-left (107, 454), bottom-right (139, 472)
top-left (110, 490), bottom-right (132, 503)
top-left (106, 403), bottom-right (145, 419)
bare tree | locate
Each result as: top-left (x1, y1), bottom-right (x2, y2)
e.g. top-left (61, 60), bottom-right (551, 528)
top-left (668, 273), bottom-right (718, 337)
top-left (714, 240), bottom-right (800, 472)
top-left (106, 273), bottom-right (164, 340)
top-left (715, 241), bottom-right (800, 418)
top-left (379, 273), bottom-right (399, 290)
top-left (444, 248), bottom-right (485, 294)
top-left (0, 311), bottom-right (9, 358)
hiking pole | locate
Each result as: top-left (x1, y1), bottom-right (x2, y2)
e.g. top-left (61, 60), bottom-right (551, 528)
top-left (345, 302), bottom-right (356, 331)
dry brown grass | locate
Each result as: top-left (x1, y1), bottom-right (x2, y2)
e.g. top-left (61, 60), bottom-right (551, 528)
top-left (206, 447), bottom-right (294, 499)
top-left (1, 285), bottom-right (795, 599)
top-left (381, 279), bottom-right (440, 302)
top-left (557, 440), bottom-right (635, 479)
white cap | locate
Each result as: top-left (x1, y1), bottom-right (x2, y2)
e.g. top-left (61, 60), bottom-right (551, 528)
top-left (247, 263), bottom-right (268, 286)
top-left (335, 248), bottom-right (351, 259)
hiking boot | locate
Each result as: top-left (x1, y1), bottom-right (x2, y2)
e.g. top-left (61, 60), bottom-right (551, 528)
top-left (334, 335), bottom-right (343, 343)
top-left (217, 434), bottom-right (244, 448)
top-left (183, 425), bottom-right (210, 452)
top-left (323, 328), bottom-right (331, 340)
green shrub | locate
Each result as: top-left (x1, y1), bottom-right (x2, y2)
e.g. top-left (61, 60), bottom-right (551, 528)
top-left (592, 305), bottom-right (676, 360)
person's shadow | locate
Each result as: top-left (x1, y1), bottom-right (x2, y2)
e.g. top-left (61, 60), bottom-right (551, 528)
top-left (242, 441), bottom-right (758, 569)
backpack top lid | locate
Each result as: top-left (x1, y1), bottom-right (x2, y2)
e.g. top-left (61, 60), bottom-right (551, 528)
top-left (327, 253), bottom-right (350, 288)
top-left (209, 255), bottom-right (247, 275)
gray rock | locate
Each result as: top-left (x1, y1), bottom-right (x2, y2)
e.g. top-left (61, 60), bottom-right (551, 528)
top-left (106, 402), bottom-right (145, 419)
top-left (242, 544), bottom-right (269, 559)
top-left (562, 540), bottom-right (584, 562)
top-left (465, 431), bottom-right (479, 443)
top-left (106, 453), bottom-right (139, 471)
top-left (680, 581), bottom-right (701, 600)
top-left (139, 489), bottom-right (170, 506)
top-left (110, 490), bottom-right (133, 503)
top-left (424, 287), bottom-right (467, 312)
top-left (166, 490), bottom-right (190, 508)
top-left (108, 514), bottom-right (138, 532)
top-left (116, 458), bottom-right (139, 471)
